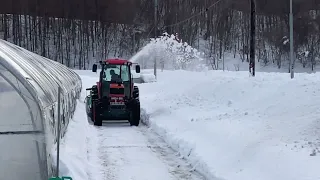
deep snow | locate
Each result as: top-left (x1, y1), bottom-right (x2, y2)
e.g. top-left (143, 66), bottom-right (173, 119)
top-left (58, 70), bottom-right (204, 180)
top-left (59, 68), bottom-right (320, 180)
top-left (50, 32), bottom-right (320, 180)
top-left (139, 69), bottom-right (320, 180)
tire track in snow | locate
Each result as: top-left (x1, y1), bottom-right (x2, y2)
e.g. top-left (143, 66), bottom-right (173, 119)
top-left (141, 127), bottom-right (205, 180)
top-left (95, 122), bottom-right (205, 180)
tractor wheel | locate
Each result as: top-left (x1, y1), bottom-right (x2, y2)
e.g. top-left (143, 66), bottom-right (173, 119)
top-left (93, 101), bottom-right (102, 126)
top-left (90, 101), bottom-right (94, 121)
top-left (129, 100), bottom-right (140, 126)
top-left (133, 86), bottom-right (139, 100)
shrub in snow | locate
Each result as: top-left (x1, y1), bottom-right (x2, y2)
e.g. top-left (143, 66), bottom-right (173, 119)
top-left (130, 32), bottom-right (206, 71)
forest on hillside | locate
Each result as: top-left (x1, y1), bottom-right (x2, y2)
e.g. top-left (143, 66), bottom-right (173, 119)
top-left (0, 0), bottom-right (319, 71)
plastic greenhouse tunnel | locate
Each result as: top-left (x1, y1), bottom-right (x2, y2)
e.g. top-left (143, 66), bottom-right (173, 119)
top-left (0, 39), bottom-right (81, 180)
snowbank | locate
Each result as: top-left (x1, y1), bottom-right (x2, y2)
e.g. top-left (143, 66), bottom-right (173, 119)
top-left (139, 70), bottom-right (320, 180)
top-left (56, 71), bottom-right (103, 180)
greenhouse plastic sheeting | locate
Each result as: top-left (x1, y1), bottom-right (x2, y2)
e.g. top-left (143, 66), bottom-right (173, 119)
top-left (0, 39), bottom-right (82, 180)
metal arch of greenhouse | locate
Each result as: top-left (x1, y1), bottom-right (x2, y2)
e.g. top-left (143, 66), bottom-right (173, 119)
top-left (0, 39), bottom-right (82, 180)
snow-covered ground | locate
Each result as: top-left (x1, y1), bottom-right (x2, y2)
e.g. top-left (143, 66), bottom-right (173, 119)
top-left (54, 73), bottom-right (103, 180)
top-left (58, 70), bottom-right (204, 180)
top-left (60, 68), bottom-right (320, 180)
top-left (139, 69), bottom-right (320, 180)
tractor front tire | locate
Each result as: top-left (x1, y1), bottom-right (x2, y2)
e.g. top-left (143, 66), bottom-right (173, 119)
top-left (129, 101), bottom-right (140, 126)
top-left (90, 102), bottom-right (94, 122)
top-left (93, 101), bottom-right (102, 126)
top-left (133, 86), bottom-right (139, 100)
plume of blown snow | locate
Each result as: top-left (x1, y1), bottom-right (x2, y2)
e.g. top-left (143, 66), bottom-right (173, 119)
top-left (130, 32), bottom-right (207, 71)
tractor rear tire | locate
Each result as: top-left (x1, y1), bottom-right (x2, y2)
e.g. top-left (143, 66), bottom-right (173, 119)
top-left (129, 101), bottom-right (140, 126)
top-left (93, 101), bottom-right (102, 126)
top-left (133, 86), bottom-right (139, 100)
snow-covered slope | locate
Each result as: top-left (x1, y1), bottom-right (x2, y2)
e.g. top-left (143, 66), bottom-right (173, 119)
top-left (139, 70), bottom-right (320, 180)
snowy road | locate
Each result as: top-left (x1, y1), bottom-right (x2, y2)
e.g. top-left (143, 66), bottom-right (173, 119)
top-left (95, 121), bottom-right (204, 180)
top-left (60, 71), bottom-right (205, 180)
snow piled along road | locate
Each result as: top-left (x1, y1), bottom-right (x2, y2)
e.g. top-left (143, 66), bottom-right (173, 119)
top-left (60, 69), bottom-right (320, 180)
top-left (58, 70), bottom-right (204, 180)
top-left (139, 70), bottom-right (320, 180)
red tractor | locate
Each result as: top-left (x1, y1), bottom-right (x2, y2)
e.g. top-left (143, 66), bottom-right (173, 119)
top-left (85, 59), bottom-right (141, 126)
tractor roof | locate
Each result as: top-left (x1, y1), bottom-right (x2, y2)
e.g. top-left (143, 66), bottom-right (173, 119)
top-left (103, 58), bottom-right (132, 65)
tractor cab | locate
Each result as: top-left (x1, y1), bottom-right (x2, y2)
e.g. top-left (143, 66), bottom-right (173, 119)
top-left (86, 59), bottom-right (141, 126)
top-left (92, 59), bottom-right (140, 101)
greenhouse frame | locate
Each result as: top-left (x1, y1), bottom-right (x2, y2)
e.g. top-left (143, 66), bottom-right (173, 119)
top-left (0, 39), bottom-right (82, 180)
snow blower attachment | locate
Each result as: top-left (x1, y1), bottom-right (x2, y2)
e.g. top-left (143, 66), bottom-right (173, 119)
top-left (86, 59), bottom-right (141, 126)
